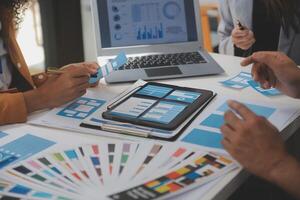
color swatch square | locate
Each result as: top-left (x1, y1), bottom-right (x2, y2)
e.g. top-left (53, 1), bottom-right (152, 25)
top-left (182, 129), bottom-right (223, 149)
top-left (200, 114), bottom-right (224, 129)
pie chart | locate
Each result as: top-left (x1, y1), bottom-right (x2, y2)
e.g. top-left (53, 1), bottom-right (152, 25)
top-left (163, 1), bottom-right (181, 20)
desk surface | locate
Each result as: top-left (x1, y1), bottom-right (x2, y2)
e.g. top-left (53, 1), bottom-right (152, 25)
top-left (2, 53), bottom-right (300, 200)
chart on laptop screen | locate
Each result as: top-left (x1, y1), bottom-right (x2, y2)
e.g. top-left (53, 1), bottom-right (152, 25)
top-left (107, 0), bottom-right (189, 47)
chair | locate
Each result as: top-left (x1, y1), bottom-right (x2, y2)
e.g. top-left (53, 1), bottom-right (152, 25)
top-left (200, 3), bottom-right (220, 52)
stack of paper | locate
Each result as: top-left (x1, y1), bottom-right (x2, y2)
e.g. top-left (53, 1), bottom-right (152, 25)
top-left (0, 141), bottom-right (237, 200)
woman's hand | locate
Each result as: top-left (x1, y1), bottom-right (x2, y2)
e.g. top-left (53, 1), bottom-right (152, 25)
top-left (61, 62), bottom-right (100, 87)
top-left (24, 63), bottom-right (99, 113)
top-left (232, 26), bottom-right (256, 50)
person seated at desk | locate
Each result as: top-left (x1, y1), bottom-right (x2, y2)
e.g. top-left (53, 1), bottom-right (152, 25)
top-left (221, 52), bottom-right (300, 199)
top-left (0, 0), bottom-right (99, 125)
top-left (218, 0), bottom-right (300, 64)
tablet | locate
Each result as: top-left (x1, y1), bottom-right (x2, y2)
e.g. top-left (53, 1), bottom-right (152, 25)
top-left (102, 82), bottom-right (214, 130)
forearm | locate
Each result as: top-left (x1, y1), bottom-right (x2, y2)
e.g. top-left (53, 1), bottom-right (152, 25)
top-left (267, 155), bottom-right (300, 198)
top-left (23, 89), bottom-right (49, 113)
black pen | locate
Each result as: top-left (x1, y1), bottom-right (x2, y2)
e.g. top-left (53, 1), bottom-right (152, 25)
top-left (237, 20), bottom-right (245, 30)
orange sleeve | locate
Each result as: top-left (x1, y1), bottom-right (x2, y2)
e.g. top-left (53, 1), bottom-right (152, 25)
top-left (0, 92), bottom-right (27, 125)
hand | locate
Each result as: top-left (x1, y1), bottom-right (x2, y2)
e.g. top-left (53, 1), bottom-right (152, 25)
top-left (241, 52), bottom-right (300, 98)
top-left (23, 65), bottom-right (91, 113)
top-left (61, 62), bottom-right (100, 87)
top-left (37, 65), bottom-right (91, 108)
top-left (232, 26), bottom-right (255, 50)
top-left (221, 100), bottom-right (289, 180)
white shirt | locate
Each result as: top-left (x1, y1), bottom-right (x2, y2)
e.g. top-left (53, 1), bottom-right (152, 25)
top-left (0, 22), bottom-right (12, 90)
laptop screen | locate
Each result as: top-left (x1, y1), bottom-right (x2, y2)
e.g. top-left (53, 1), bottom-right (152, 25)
top-left (97, 0), bottom-right (198, 48)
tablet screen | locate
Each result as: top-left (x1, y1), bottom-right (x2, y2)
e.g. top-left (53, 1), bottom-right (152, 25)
top-left (165, 90), bottom-right (201, 103)
top-left (109, 97), bottom-right (157, 118)
top-left (140, 101), bottom-right (187, 124)
top-left (103, 83), bottom-right (213, 130)
top-left (136, 85), bottom-right (173, 98)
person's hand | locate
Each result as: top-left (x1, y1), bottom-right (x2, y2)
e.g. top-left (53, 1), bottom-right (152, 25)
top-left (37, 65), bottom-right (92, 108)
top-left (221, 100), bottom-right (289, 180)
top-left (231, 26), bottom-right (256, 50)
top-left (61, 62), bottom-right (100, 87)
top-left (241, 52), bottom-right (300, 98)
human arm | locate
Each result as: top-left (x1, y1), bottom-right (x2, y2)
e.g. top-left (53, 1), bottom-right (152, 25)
top-left (24, 63), bottom-right (96, 113)
top-left (241, 52), bottom-right (300, 98)
top-left (218, 0), bottom-right (255, 54)
top-left (0, 63), bottom-right (97, 125)
top-left (221, 100), bottom-right (300, 198)
top-left (218, 0), bottom-right (235, 55)
top-left (31, 62), bottom-right (100, 88)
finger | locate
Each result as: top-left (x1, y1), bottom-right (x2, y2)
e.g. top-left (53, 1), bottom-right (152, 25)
top-left (90, 81), bottom-right (99, 88)
top-left (251, 63), bottom-right (264, 81)
top-left (224, 110), bottom-right (242, 129)
top-left (221, 139), bottom-right (234, 154)
top-left (227, 100), bottom-right (256, 120)
top-left (241, 56), bottom-right (254, 66)
top-left (68, 66), bottom-right (91, 78)
top-left (236, 42), bottom-right (254, 50)
top-left (82, 62), bottom-right (99, 74)
top-left (235, 34), bottom-right (255, 44)
top-left (70, 76), bottom-right (90, 86)
top-left (235, 38), bottom-right (255, 48)
top-left (220, 124), bottom-right (235, 141)
top-left (233, 29), bottom-right (249, 37)
top-left (245, 52), bottom-right (282, 71)
top-left (78, 89), bottom-right (87, 97)
top-left (77, 82), bottom-right (90, 91)
top-left (252, 64), bottom-right (276, 89)
top-left (266, 67), bottom-right (277, 88)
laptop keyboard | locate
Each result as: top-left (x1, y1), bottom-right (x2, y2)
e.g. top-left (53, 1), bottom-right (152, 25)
top-left (119, 52), bottom-right (207, 70)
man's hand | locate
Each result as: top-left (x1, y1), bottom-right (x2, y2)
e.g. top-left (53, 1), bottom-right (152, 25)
top-left (232, 27), bottom-right (256, 50)
top-left (221, 100), bottom-right (289, 180)
top-left (241, 52), bottom-right (300, 98)
top-left (221, 100), bottom-right (300, 198)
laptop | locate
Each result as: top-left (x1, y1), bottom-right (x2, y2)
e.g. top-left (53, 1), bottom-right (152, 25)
top-left (91, 0), bottom-right (224, 83)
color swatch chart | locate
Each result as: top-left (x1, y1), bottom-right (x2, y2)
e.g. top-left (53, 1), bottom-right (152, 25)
top-left (57, 97), bottom-right (106, 120)
top-left (1, 141), bottom-right (236, 200)
top-left (0, 178), bottom-right (70, 200)
top-left (108, 153), bottom-right (235, 200)
top-left (0, 134), bottom-right (55, 170)
top-left (182, 101), bottom-right (276, 149)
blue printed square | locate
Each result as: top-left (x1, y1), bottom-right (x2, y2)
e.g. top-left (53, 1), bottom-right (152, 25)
top-left (200, 114), bottom-right (224, 129)
top-left (9, 185), bottom-right (31, 195)
top-left (57, 97), bottom-right (106, 120)
top-left (182, 129), bottom-right (223, 149)
top-left (220, 72), bottom-right (253, 89)
top-left (218, 102), bottom-right (276, 118)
